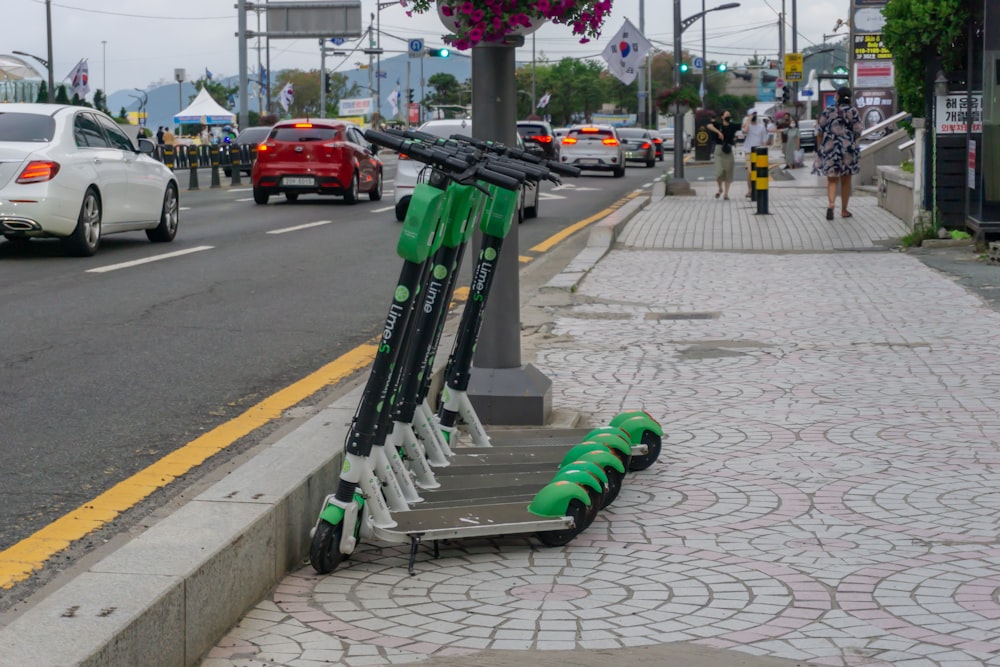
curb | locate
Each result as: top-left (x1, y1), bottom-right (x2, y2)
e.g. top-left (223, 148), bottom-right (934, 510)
top-left (542, 190), bottom-right (653, 291)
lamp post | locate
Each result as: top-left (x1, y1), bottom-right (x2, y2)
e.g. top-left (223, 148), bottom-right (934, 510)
top-left (174, 68), bottom-right (185, 113)
top-left (133, 88), bottom-right (148, 129)
top-left (101, 41), bottom-right (107, 95)
top-left (669, 0), bottom-right (740, 195)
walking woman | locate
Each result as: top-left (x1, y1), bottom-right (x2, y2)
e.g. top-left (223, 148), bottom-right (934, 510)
top-left (784, 118), bottom-right (800, 169)
top-left (813, 86), bottom-right (864, 219)
top-left (707, 111), bottom-right (738, 199)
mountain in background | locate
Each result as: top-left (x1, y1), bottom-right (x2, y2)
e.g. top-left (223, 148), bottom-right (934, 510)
top-left (108, 52), bottom-right (475, 130)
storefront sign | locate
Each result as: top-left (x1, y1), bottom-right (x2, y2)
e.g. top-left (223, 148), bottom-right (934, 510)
top-left (855, 61), bottom-right (894, 88)
top-left (853, 33), bottom-right (893, 60)
top-left (935, 93), bottom-right (983, 134)
top-left (854, 7), bottom-right (887, 33)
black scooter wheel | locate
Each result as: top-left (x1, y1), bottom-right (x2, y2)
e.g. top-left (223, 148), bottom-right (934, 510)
top-left (310, 520), bottom-right (346, 574)
top-left (536, 499), bottom-right (590, 547)
top-left (627, 430), bottom-right (662, 472)
top-left (602, 468), bottom-right (625, 508)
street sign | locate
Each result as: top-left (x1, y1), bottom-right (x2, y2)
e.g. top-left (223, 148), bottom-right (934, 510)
top-left (408, 38), bottom-right (424, 57)
top-left (693, 56), bottom-right (704, 71)
top-left (833, 66), bottom-right (849, 86)
top-left (775, 77), bottom-right (785, 88)
top-left (802, 89), bottom-right (814, 97)
top-left (784, 52), bottom-right (803, 81)
top-left (329, 37), bottom-right (346, 45)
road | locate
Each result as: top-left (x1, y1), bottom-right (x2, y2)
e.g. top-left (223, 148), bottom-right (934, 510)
top-left (0, 153), bottom-right (659, 590)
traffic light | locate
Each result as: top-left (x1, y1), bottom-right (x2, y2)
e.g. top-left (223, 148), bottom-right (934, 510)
top-left (679, 62), bottom-right (690, 73)
top-left (324, 71), bottom-right (332, 94)
top-left (427, 47), bottom-right (450, 58)
top-left (781, 86), bottom-right (790, 104)
top-left (408, 89), bottom-right (414, 103)
top-left (717, 63), bottom-right (728, 72)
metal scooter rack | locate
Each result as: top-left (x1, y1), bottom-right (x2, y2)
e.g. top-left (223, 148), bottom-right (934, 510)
top-left (309, 130), bottom-right (661, 576)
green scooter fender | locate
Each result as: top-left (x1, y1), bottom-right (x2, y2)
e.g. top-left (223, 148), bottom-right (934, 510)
top-left (573, 448), bottom-right (626, 475)
top-left (551, 467), bottom-right (603, 495)
top-left (609, 411), bottom-right (664, 439)
top-left (560, 442), bottom-right (615, 469)
top-left (527, 480), bottom-right (591, 517)
top-left (579, 431), bottom-right (632, 460)
top-left (560, 460), bottom-right (609, 487)
top-left (318, 493), bottom-right (366, 526)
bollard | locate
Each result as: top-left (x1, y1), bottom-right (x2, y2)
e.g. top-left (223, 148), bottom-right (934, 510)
top-left (230, 145), bottom-right (242, 186)
top-left (209, 146), bottom-right (221, 188)
top-left (188, 146), bottom-right (199, 190)
top-left (748, 148), bottom-right (757, 203)
top-left (754, 146), bottom-right (769, 215)
top-left (163, 145), bottom-right (175, 170)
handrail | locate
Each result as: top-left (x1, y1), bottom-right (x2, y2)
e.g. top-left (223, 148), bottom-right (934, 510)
top-left (898, 139), bottom-right (915, 151)
top-left (861, 111), bottom-right (911, 141)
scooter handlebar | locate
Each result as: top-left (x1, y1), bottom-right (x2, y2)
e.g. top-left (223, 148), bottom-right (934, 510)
top-left (476, 167), bottom-right (522, 191)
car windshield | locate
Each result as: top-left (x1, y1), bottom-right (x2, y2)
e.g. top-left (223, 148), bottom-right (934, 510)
top-left (0, 112), bottom-right (55, 142)
top-left (517, 124), bottom-right (548, 136)
top-left (238, 128), bottom-right (270, 144)
top-left (270, 126), bottom-right (339, 142)
top-left (617, 129), bottom-right (648, 139)
top-left (418, 122), bottom-right (471, 139)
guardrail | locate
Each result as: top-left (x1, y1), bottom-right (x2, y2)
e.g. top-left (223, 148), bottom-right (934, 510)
top-left (149, 143), bottom-right (258, 171)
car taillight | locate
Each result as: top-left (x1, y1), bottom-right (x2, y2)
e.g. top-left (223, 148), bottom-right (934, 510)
top-left (641, 142), bottom-right (650, 149)
top-left (398, 153), bottom-right (410, 160)
top-left (16, 160), bottom-right (60, 183)
top-left (257, 143), bottom-right (270, 152)
top-left (562, 137), bottom-right (578, 145)
top-left (602, 138), bottom-right (619, 146)
top-left (531, 135), bottom-right (552, 143)
top-left (652, 137), bottom-right (662, 144)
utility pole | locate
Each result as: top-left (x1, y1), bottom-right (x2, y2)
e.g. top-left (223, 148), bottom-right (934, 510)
top-left (791, 0), bottom-right (798, 114)
top-left (701, 0), bottom-right (707, 107)
top-left (637, 0), bottom-right (646, 127)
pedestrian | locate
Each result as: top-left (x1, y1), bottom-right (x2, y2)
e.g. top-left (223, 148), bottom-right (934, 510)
top-left (706, 111), bottom-right (738, 199)
top-left (199, 126), bottom-right (210, 146)
top-left (741, 108), bottom-right (769, 198)
top-left (813, 86), bottom-right (864, 220)
top-left (163, 127), bottom-right (175, 145)
top-left (156, 126), bottom-right (165, 145)
top-left (784, 118), bottom-right (800, 169)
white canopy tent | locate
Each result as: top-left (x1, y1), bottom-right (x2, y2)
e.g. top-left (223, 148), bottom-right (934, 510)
top-left (173, 87), bottom-right (235, 126)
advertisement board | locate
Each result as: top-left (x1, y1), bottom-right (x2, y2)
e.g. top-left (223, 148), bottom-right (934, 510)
top-left (935, 93), bottom-right (983, 134)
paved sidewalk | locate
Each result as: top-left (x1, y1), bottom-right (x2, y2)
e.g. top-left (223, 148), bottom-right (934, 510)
top-left (197, 174), bottom-right (1000, 666)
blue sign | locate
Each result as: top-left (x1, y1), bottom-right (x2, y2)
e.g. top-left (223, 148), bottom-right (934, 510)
top-left (377, 71), bottom-right (388, 78)
top-left (329, 37), bottom-right (346, 45)
top-left (408, 38), bottom-right (424, 55)
top-left (802, 89), bottom-right (814, 97)
top-left (693, 56), bottom-right (704, 71)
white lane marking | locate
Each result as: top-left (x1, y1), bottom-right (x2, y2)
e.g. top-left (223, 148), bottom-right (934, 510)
top-left (235, 197), bottom-right (254, 202)
top-left (372, 206), bottom-right (394, 213)
top-left (267, 219), bottom-right (334, 235)
top-left (551, 183), bottom-right (601, 192)
top-left (538, 192), bottom-right (566, 201)
top-left (229, 188), bottom-right (252, 193)
top-left (179, 206), bottom-right (192, 211)
top-left (86, 246), bottom-right (214, 273)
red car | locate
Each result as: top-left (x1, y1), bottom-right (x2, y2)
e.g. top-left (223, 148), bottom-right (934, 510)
top-left (251, 119), bottom-right (383, 205)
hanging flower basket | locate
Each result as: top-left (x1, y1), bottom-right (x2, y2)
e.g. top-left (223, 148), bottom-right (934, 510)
top-left (403, 0), bottom-right (615, 50)
top-left (656, 86), bottom-right (701, 114)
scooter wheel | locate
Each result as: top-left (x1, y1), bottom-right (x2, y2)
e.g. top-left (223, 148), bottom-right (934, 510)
top-left (602, 468), bottom-right (626, 507)
top-left (535, 498), bottom-right (589, 547)
top-left (310, 520), bottom-right (346, 574)
top-left (627, 430), bottom-right (663, 472)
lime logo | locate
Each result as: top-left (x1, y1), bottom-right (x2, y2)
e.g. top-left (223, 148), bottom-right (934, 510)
top-left (342, 460), bottom-right (351, 473)
top-left (433, 264), bottom-right (448, 280)
top-left (484, 248), bottom-right (498, 261)
top-left (394, 285), bottom-right (410, 302)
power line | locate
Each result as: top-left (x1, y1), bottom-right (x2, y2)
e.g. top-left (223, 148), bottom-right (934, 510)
top-left (38, 0), bottom-right (231, 20)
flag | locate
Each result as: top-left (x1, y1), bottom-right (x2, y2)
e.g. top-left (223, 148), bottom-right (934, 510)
top-left (66, 59), bottom-right (90, 98)
top-left (601, 18), bottom-right (652, 86)
top-left (205, 67), bottom-right (213, 80)
top-left (259, 64), bottom-right (268, 88)
top-left (227, 93), bottom-right (236, 109)
top-left (387, 88), bottom-right (400, 116)
top-left (278, 82), bottom-right (294, 112)
top-left (537, 91), bottom-right (551, 109)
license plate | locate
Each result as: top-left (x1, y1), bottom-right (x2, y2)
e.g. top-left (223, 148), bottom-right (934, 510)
top-left (580, 158), bottom-right (599, 165)
top-left (282, 177), bottom-right (314, 187)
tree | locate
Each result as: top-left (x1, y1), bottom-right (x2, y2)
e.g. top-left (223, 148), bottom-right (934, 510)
top-left (270, 69), bottom-right (323, 117)
top-left (54, 84), bottom-right (70, 104)
top-left (882, 0), bottom-right (975, 117)
top-left (424, 72), bottom-right (464, 115)
top-left (194, 77), bottom-right (238, 110)
top-left (92, 90), bottom-right (110, 114)
top-left (35, 81), bottom-right (48, 103)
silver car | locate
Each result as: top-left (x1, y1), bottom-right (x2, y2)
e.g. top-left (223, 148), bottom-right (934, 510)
top-left (0, 104), bottom-right (179, 256)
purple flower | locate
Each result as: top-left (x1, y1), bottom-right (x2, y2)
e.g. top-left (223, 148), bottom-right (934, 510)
top-left (471, 8), bottom-right (484, 21)
top-left (441, 4), bottom-right (454, 15)
top-left (461, 1), bottom-right (475, 14)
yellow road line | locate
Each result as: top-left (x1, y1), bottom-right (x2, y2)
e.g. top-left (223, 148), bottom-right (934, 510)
top-left (529, 191), bottom-right (639, 254)
top-left (0, 344), bottom-right (377, 589)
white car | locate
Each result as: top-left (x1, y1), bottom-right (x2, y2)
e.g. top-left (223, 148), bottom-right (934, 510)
top-left (660, 129), bottom-right (692, 153)
top-left (558, 124), bottom-right (625, 177)
top-left (0, 104), bottom-right (179, 256)
top-left (393, 118), bottom-right (538, 223)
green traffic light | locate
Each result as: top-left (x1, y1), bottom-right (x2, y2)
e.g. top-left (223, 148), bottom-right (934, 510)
top-left (428, 47), bottom-right (450, 58)
top-left (717, 63), bottom-right (728, 72)
top-left (679, 63), bottom-right (689, 73)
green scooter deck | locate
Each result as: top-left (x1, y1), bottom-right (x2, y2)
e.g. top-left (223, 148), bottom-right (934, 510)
top-left (373, 501), bottom-right (571, 541)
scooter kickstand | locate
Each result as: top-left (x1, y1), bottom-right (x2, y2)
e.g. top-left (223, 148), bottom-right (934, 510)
top-left (408, 533), bottom-right (425, 576)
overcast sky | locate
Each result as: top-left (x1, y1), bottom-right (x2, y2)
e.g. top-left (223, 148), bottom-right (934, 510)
top-left (3, 0), bottom-right (850, 94)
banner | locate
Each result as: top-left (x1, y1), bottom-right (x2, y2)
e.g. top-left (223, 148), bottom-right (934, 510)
top-left (387, 88), bottom-right (400, 116)
top-left (601, 19), bottom-right (651, 86)
top-left (338, 97), bottom-right (374, 116)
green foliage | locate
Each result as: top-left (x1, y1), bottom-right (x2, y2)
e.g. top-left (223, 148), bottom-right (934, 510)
top-left (54, 84), bottom-right (70, 104)
top-left (950, 230), bottom-right (972, 240)
top-left (901, 160), bottom-right (914, 173)
top-left (194, 78), bottom-right (238, 110)
top-left (882, 0), bottom-right (971, 117)
top-left (35, 81), bottom-right (48, 103)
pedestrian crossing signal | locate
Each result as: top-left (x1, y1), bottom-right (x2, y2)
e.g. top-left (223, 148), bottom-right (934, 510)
top-left (782, 86), bottom-right (790, 104)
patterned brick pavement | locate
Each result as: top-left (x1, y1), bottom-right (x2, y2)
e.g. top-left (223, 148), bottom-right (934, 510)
top-left (202, 183), bottom-right (1000, 667)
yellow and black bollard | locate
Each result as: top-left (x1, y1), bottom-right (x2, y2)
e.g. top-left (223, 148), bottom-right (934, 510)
top-left (754, 146), bottom-right (769, 215)
top-left (163, 145), bottom-right (175, 170)
top-left (187, 145), bottom-right (199, 191)
top-left (230, 146), bottom-right (242, 186)
top-left (209, 145), bottom-right (221, 188)
top-left (749, 149), bottom-right (757, 203)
